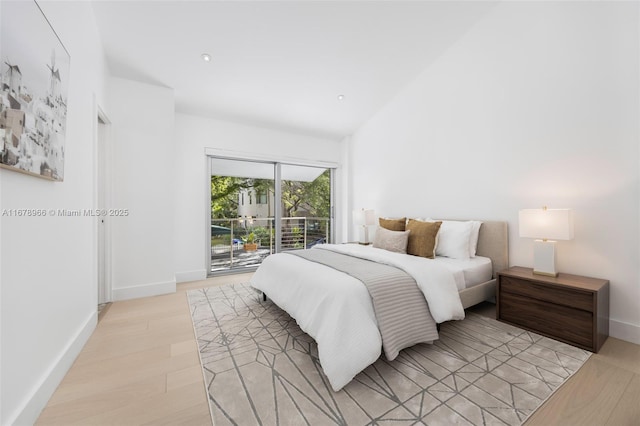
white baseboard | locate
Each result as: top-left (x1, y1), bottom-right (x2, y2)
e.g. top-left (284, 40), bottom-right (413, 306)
top-left (610, 318), bottom-right (640, 345)
top-left (112, 279), bottom-right (176, 301)
top-left (175, 269), bottom-right (207, 283)
top-left (10, 311), bottom-right (97, 426)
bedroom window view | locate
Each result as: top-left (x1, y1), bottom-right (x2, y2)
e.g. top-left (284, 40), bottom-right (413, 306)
top-left (210, 157), bottom-right (332, 274)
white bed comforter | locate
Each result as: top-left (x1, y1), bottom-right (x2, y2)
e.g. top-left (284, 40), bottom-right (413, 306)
top-left (249, 244), bottom-right (464, 391)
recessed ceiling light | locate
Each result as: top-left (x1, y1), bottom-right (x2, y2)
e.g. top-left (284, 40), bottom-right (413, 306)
top-left (201, 53), bottom-right (212, 62)
top-left (337, 94), bottom-right (345, 101)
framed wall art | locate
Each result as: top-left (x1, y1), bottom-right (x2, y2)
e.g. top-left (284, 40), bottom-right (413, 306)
top-left (0, 0), bottom-right (70, 181)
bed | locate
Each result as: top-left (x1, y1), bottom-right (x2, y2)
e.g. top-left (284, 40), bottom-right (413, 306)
top-left (250, 220), bottom-right (508, 391)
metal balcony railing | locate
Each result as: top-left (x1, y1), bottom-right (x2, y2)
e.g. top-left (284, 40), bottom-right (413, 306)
top-left (210, 217), bottom-right (331, 273)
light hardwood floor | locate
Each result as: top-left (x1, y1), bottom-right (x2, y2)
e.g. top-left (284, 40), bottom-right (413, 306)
top-left (36, 273), bottom-right (249, 426)
top-left (38, 275), bottom-right (640, 425)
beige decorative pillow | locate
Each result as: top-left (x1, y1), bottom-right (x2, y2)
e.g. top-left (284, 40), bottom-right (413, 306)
top-left (406, 219), bottom-right (442, 259)
top-left (379, 217), bottom-right (406, 232)
top-left (373, 227), bottom-right (410, 254)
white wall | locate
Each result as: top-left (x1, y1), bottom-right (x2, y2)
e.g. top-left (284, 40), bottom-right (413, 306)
top-left (108, 78), bottom-right (176, 299)
top-left (174, 113), bottom-right (343, 282)
top-left (349, 2), bottom-right (640, 343)
top-left (0, 2), bottom-right (109, 424)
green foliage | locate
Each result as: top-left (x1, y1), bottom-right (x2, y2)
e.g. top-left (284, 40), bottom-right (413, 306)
top-left (252, 226), bottom-right (272, 243)
top-left (211, 176), bottom-right (272, 219)
top-left (242, 232), bottom-right (256, 244)
top-left (282, 169), bottom-right (331, 218)
top-left (211, 169), bottom-right (331, 219)
top-left (211, 235), bottom-right (230, 246)
top-left (210, 176), bottom-right (243, 219)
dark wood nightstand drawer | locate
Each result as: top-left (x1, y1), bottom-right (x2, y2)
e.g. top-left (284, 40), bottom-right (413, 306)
top-left (497, 266), bottom-right (609, 352)
top-left (500, 276), bottom-right (593, 311)
top-left (500, 292), bottom-right (593, 349)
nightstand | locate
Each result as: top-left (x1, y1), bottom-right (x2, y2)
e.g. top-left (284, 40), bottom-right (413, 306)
top-left (497, 266), bottom-right (609, 352)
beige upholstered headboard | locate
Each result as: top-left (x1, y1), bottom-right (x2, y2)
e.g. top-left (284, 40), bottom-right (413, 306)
top-left (475, 221), bottom-right (509, 278)
top-left (444, 220), bottom-right (509, 278)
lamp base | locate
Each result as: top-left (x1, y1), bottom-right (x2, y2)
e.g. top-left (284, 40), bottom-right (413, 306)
top-left (533, 240), bottom-right (558, 277)
top-left (358, 226), bottom-right (371, 245)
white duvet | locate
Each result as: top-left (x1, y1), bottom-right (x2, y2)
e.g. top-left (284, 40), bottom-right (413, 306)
top-left (249, 244), bottom-right (464, 391)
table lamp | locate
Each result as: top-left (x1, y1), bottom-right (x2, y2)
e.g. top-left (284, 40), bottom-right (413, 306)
top-left (519, 207), bottom-right (574, 277)
top-left (353, 208), bottom-right (376, 244)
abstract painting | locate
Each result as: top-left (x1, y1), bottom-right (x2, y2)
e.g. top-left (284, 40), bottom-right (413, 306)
top-left (0, 0), bottom-right (70, 181)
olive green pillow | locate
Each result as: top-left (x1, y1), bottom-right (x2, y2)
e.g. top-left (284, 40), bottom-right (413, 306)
top-left (406, 219), bottom-right (442, 259)
top-left (379, 217), bottom-right (406, 232)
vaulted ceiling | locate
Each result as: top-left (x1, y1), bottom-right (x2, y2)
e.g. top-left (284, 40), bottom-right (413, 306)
top-left (92, 1), bottom-right (496, 139)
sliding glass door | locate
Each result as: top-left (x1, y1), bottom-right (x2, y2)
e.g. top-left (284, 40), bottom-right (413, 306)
top-left (279, 164), bottom-right (332, 251)
top-left (209, 157), bottom-right (334, 274)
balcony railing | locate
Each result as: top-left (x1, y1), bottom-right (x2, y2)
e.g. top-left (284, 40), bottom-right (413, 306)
top-left (210, 217), bottom-right (331, 273)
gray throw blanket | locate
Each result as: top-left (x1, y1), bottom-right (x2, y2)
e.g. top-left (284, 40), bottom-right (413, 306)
top-left (286, 248), bottom-right (438, 360)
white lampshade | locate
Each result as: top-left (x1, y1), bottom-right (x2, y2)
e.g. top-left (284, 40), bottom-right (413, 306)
top-left (353, 208), bottom-right (376, 244)
top-left (353, 209), bottom-right (376, 226)
top-left (363, 209), bottom-right (376, 226)
top-left (519, 208), bottom-right (574, 241)
top-left (519, 207), bottom-right (574, 277)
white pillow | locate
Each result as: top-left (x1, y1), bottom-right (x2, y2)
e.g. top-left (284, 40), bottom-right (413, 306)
top-left (435, 221), bottom-right (473, 259)
top-left (469, 221), bottom-right (483, 257)
top-left (372, 226), bottom-right (410, 254)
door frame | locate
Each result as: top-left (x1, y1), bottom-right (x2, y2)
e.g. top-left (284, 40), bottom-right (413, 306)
top-left (205, 149), bottom-right (339, 276)
top-left (95, 99), bottom-right (112, 304)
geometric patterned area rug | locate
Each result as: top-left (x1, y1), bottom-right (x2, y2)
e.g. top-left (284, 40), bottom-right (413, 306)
top-left (187, 283), bottom-right (591, 426)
